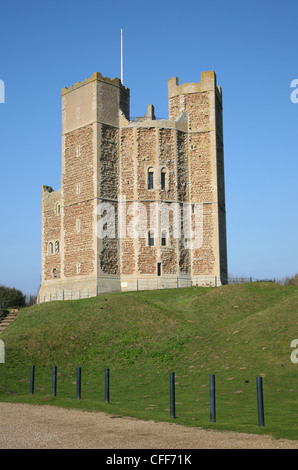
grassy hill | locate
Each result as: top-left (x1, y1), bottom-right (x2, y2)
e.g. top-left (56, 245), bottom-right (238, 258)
top-left (0, 282), bottom-right (297, 440)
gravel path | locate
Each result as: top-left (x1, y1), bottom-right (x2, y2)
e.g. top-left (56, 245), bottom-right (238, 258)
top-left (0, 402), bottom-right (297, 449)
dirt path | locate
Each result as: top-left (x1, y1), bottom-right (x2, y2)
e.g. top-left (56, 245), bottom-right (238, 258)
top-left (0, 402), bottom-right (297, 449)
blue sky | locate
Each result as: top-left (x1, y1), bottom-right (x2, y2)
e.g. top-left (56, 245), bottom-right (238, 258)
top-left (0, 0), bottom-right (297, 295)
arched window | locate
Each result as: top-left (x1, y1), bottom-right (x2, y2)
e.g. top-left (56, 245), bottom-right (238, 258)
top-left (161, 168), bottom-right (167, 190)
top-left (49, 242), bottom-right (53, 255)
top-left (148, 230), bottom-right (154, 247)
top-left (55, 241), bottom-right (60, 254)
top-left (148, 167), bottom-right (154, 190)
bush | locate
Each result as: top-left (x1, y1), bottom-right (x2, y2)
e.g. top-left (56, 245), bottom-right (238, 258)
top-left (284, 273), bottom-right (298, 286)
top-left (0, 285), bottom-right (26, 309)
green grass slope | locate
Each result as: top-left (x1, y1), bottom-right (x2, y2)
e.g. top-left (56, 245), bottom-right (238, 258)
top-left (0, 282), bottom-right (297, 440)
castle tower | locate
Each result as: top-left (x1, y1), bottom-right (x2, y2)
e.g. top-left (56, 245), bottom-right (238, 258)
top-left (39, 73), bottom-right (129, 301)
top-left (168, 71), bottom-right (227, 284)
top-left (38, 70), bottom-right (227, 303)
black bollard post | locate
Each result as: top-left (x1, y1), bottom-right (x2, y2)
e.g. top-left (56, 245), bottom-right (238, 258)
top-left (77, 367), bottom-right (81, 399)
top-left (210, 374), bottom-right (216, 423)
top-left (170, 372), bottom-right (175, 419)
top-left (256, 376), bottom-right (265, 427)
top-left (52, 366), bottom-right (57, 396)
top-left (105, 368), bottom-right (110, 403)
top-left (30, 365), bottom-right (35, 395)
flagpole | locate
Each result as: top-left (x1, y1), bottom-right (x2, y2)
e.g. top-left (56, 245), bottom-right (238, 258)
top-left (121, 27), bottom-right (123, 84)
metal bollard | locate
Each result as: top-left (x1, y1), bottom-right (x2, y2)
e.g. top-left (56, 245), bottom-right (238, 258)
top-left (30, 365), bottom-right (35, 395)
top-left (105, 368), bottom-right (110, 403)
top-left (256, 376), bottom-right (265, 427)
top-left (52, 366), bottom-right (57, 396)
top-left (77, 367), bottom-right (81, 399)
top-left (170, 372), bottom-right (175, 418)
top-left (210, 374), bottom-right (216, 423)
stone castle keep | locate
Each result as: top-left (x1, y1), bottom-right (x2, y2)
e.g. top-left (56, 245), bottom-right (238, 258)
top-left (38, 70), bottom-right (227, 303)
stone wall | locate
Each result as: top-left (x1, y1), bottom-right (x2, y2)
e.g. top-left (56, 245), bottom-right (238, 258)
top-left (42, 186), bottom-right (61, 281)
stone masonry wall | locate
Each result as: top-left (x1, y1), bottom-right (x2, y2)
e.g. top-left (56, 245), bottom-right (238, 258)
top-left (62, 123), bottom-right (95, 279)
top-left (63, 200), bottom-right (95, 277)
top-left (42, 187), bottom-right (61, 281)
top-left (62, 125), bottom-right (94, 206)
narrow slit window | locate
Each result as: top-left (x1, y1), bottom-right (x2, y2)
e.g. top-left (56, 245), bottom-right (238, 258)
top-left (76, 219), bottom-right (81, 233)
top-left (76, 262), bottom-right (81, 275)
top-left (55, 241), bottom-right (60, 254)
top-left (161, 230), bottom-right (167, 246)
top-left (49, 242), bottom-right (53, 255)
top-left (161, 168), bottom-right (166, 190)
top-left (52, 268), bottom-right (57, 278)
top-left (157, 263), bottom-right (161, 276)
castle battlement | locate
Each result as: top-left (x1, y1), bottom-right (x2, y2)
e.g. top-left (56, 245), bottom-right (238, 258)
top-left (61, 71), bottom-right (129, 96)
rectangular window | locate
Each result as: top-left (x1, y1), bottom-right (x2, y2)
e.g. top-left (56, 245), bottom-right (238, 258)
top-left (161, 171), bottom-right (165, 190)
top-left (157, 263), bottom-right (161, 276)
top-left (161, 231), bottom-right (166, 246)
top-left (148, 171), bottom-right (154, 190)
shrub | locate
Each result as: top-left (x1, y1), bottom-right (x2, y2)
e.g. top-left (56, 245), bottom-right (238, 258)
top-left (0, 285), bottom-right (26, 308)
top-left (284, 273), bottom-right (298, 286)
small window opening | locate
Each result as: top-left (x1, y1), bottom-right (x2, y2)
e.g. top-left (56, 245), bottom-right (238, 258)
top-left (161, 230), bottom-right (167, 246)
top-left (148, 168), bottom-right (154, 190)
top-left (161, 168), bottom-right (166, 190)
top-left (157, 263), bottom-right (161, 276)
top-left (52, 268), bottom-right (57, 278)
top-left (148, 231), bottom-right (154, 247)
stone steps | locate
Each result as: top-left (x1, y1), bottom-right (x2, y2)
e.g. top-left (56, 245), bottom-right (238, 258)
top-left (0, 310), bottom-right (19, 334)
